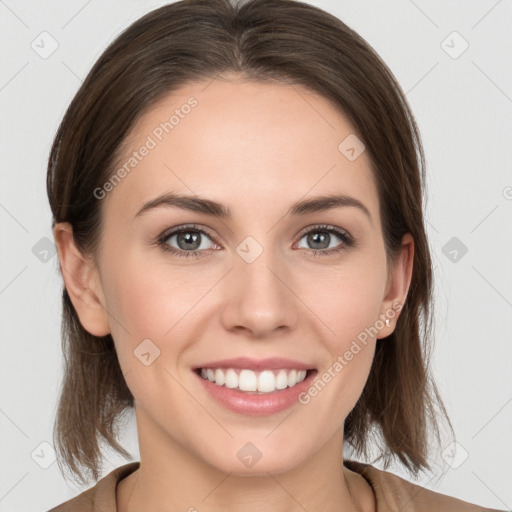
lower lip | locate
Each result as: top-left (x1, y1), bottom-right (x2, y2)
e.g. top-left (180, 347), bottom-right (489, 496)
top-left (194, 370), bottom-right (317, 416)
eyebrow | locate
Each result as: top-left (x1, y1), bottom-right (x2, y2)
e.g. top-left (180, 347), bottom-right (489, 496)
top-left (134, 192), bottom-right (372, 224)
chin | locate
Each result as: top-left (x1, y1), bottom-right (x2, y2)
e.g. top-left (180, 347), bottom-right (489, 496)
top-left (200, 440), bottom-right (311, 477)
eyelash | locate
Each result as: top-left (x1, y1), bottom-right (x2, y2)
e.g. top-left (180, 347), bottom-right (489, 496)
top-left (156, 223), bottom-right (355, 259)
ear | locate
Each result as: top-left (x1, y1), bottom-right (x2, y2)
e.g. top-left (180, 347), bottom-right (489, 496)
top-left (377, 232), bottom-right (414, 339)
top-left (53, 222), bottom-right (110, 337)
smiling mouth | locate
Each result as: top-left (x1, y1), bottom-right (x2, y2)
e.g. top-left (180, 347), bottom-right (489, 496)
top-left (194, 367), bottom-right (315, 394)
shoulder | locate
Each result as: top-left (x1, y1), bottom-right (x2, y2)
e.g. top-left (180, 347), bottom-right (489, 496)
top-left (344, 459), bottom-right (506, 512)
top-left (47, 462), bottom-right (140, 512)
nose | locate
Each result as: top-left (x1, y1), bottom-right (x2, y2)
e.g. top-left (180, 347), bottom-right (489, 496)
top-left (219, 248), bottom-right (298, 339)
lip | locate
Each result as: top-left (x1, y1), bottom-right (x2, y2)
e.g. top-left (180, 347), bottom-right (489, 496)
top-left (194, 357), bottom-right (313, 372)
top-left (193, 363), bottom-right (317, 417)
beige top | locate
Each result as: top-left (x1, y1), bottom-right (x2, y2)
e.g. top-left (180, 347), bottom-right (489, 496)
top-left (47, 460), bottom-right (506, 511)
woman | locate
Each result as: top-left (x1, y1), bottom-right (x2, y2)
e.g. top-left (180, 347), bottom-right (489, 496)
top-left (46, 0), bottom-right (504, 510)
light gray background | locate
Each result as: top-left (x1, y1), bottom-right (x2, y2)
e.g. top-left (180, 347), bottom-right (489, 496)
top-left (1, 0), bottom-right (511, 510)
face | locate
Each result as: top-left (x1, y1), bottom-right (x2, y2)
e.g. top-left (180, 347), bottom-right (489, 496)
top-left (70, 76), bottom-right (411, 476)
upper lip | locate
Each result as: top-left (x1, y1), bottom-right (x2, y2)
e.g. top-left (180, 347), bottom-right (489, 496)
top-left (194, 357), bottom-right (314, 371)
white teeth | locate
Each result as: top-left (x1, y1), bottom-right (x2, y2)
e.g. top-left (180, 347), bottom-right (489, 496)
top-left (258, 370), bottom-right (275, 392)
top-left (275, 370), bottom-right (288, 390)
top-left (198, 367), bottom-right (309, 393)
top-left (224, 369), bottom-right (238, 389)
top-left (239, 369), bottom-right (257, 391)
top-left (288, 369), bottom-right (297, 387)
top-left (214, 368), bottom-right (225, 386)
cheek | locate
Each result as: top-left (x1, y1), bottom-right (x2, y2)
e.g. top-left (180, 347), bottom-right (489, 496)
top-left (100, 257), bottom-right (207, 411)
top-left (101, 253), bottom-right (225, 392)
top-left (305, 260), bottom-right (387, 350)
top-left (295, 260), bottom-right (386, 411)
top-left (104, 255), bottom-right (212, 341)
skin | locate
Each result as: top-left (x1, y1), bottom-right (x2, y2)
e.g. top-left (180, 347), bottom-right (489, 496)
top-left (54, 75), bottom-right (413, 512)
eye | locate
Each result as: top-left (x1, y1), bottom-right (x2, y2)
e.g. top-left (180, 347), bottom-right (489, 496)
top-left (157, 224), bottom-right (218, 258)
top-left (156, 223), bottom-right (355, 259)
top-left (295, 224), bottom-right (354, 256)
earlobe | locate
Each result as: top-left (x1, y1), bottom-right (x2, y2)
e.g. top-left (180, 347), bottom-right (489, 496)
top-left (53, 222), bottom-right (111, 337)
top-left (379, 233), bottom-right (414, 337)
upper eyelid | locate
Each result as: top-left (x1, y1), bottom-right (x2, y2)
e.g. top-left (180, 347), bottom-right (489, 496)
top-left (296, 224), bottom-right (350, 237)
top-left (160, 224), bottom-right (217, 242)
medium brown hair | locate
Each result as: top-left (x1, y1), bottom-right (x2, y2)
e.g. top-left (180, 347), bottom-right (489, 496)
top-left (47, 0), bottom-right (453, 485)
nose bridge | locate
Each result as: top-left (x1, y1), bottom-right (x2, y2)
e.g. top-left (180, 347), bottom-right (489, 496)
top-left (220, 235), bottom-right (297, 336)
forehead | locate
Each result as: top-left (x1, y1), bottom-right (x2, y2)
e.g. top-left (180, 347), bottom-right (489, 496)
top-left (104, 78), bottom-right (378, 221)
